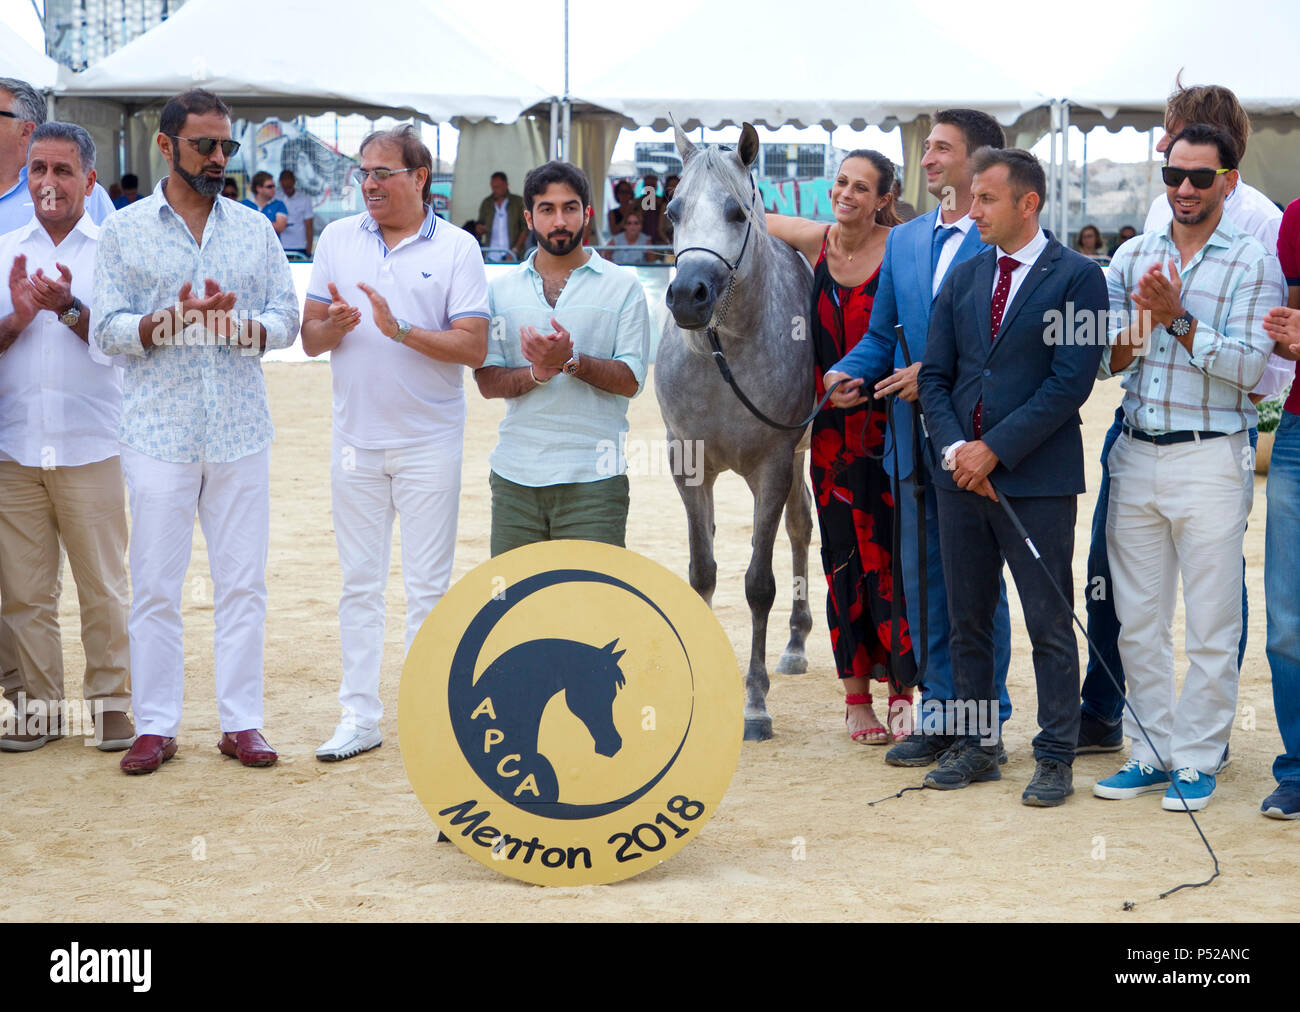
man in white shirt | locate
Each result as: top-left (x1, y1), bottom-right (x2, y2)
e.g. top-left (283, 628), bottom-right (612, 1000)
top-left (276, 169), bottom-right (314, 256)
top-left (476, 161), bottom-right (650, 558)
top-left (0, 123), bottom-right (132, 753)
top-left (302, 125), bottom-right (490, 762)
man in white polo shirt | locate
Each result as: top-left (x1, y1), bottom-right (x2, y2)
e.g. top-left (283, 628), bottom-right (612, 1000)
top-left (475, 161), bottom-right (650, 557)
top-left (0, 122), bottom-right (132, 753)
top-left (276, 169), bottom-right (313, 257)
top-left (302, 125), bottom-right (489, 763)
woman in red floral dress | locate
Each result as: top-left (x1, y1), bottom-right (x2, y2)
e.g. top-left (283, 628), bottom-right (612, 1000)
top-left (768, 150), bottom-right (916, 744)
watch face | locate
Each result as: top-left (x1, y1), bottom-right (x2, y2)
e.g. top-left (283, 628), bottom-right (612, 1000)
top-left (1170, 315), bottom-right (1191, 337)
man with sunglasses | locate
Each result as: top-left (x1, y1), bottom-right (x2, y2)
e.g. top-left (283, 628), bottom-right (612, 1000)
top-left (302, 125), bottom-right (489, 763)
top-left (1093, 124), bottom-right (1284, 812)
top-left (0, 78), bottom-right (116, 236)
top-left (93, 89), bottom-right (299, 775)
top-left (1079, 80), bottom-right (1285, 759)
top-left (240, 171), bottom-right (288, 235)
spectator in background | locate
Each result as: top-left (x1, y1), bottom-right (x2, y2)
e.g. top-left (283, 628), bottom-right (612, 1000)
top-left (658, 174), bottom-right (681, 242)
top-left (1075, 223), bottom-right (1105, 258)
top-left (0, 76), bottom-right (116, 233)
top-left (241, 170), bottom-right (288, 235)
top-left (222, 177), bottom-right (239, 200)
top-left (1110, 224), bottom-right (1137, 254)
top-left (461, 218), bottom-right (486, 244)
top-left (607, 179), bottom-right (635, 238)
top-left (108, 182), bottom-right (123, 203)
top-left (276, 169), bottom-right (314, 257)
top-left (640, 173), bottom-right (661, 247)
top-left (891, 177), bottom-right (918, 223)
top-left (477, 171), bottom-right (526, 263)
top-left (606, 209), bottom-right (654, 265)
top-left (113, 173), bottom-right (142, 209)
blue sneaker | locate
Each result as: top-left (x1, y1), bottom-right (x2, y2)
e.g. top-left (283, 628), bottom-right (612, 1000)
top-left (1162, 768), bottom-right (1216, 811)
top-left (1093, 758), bottom-right (1170, 799)
top-left (1260, 781), bottom-right (1300, 820)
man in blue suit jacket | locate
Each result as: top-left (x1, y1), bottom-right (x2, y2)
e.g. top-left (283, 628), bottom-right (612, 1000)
top-left (918, 148), bottom-right (1107, 806)
top-left (824, 109), bottom-right (1013, 767)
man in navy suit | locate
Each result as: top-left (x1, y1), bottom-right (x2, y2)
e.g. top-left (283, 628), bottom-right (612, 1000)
top-left (918, 148), bottom-right (1107, 806)
top-left (824, 109), bottom-right (1013, 767)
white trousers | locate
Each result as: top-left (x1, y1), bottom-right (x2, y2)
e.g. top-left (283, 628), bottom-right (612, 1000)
top-left (331, 435), bottom-right (461, 728)
top-left (121, 445), bottom-right (270, 737)
top-left (1106, 430), bottom-right (1252, 773)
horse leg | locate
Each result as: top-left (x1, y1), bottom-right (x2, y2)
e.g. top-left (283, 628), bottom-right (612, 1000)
top-left (775, 449), bottom-right (813, 675)
top-left (740, 455), bottom-right (795, 741)
top-left (669, 434), bottom-right (718, 607)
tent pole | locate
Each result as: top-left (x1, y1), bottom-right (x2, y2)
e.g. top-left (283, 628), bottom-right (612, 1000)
top-left (1061, 101), bottom-right (1070, 242)
top-left (1049, 102), bottom-right (1058, 236)
top-left (549, 100), bottom-right (559, 160)
top-left (561, 101), bottom-right (571, 160)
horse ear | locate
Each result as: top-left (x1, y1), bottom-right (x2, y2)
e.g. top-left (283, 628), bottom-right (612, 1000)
top-left (601, 639), bottom-right (627, 664)
top-left (738, 122), bottom-right (760, 169)
top-left (671, 113), bottom-right (698, 166)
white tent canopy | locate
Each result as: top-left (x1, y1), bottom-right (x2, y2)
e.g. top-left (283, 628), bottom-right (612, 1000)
top-left (1, 19), bottom-right (58, 91)
top-left (62, 0), bottom-right (550, 124)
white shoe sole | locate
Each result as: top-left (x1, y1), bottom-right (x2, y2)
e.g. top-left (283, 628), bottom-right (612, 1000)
top-left (315, 736), bottom-right (381, 762)
top-left (1162, 793), bottom-right (1211, 811)
top-left (1092, 780), bottom-right (1169, 800)
top-left (1262, 805), bottom-right (1300, 820)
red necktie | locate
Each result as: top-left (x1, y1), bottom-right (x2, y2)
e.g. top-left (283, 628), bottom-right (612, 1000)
top-left (974, 255), bottom-right (1020, 438)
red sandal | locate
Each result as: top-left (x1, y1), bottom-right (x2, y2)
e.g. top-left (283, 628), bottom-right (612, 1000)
top-left (845, 692), bottom-right (888, 745)
top-left (888, 693), bottom-right (915, 744)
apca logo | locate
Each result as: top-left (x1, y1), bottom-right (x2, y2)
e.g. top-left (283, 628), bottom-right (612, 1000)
top-left (400, 541), bottom-right (740, 885)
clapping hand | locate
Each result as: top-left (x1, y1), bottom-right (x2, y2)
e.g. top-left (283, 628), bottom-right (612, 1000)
top-left (1130, 258), bottom-right (1183, 330)
top-left (28, 263), bottom-right (74, 314)
top-left (6, 255), bottom-right (38, 328)
top-left (177, 278), bottom-right (239, 338)
top-left (356, 282), bottom-right (397, 338)
top-left (1263, 305), bottom-right (1300, 358)
top-left (326, 282), bottom-right (362, 337)
top-left (521, 317), bottom-right (573, 380)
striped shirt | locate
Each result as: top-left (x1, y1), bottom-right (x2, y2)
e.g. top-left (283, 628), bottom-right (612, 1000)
top-left (1100, 216), bottom-right (1285, 435)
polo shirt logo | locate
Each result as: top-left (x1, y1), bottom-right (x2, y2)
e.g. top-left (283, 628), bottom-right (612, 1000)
top-left (422, 271), bottom-right (433, 279)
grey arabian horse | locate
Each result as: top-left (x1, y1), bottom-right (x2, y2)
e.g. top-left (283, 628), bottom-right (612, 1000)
top-left (657, 122), bottom-right (815, 741)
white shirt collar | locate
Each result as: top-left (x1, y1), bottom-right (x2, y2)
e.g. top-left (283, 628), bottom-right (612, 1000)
top-left (934, 210), bottom-right (975, 236)
top-left (998, 227), bottom-right (1048, 268)
top-left (14, 210), bottom-right (98, 246)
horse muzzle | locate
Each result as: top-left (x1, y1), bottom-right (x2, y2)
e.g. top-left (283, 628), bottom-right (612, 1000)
top-left (666, 257), bottom-right (729, 330)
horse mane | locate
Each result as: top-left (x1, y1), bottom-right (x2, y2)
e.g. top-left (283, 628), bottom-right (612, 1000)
top-left (690, 146), bottom-right (762, 231)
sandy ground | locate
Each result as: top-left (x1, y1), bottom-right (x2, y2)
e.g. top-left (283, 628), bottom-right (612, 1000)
top-left (1, 360), bottom-right (1295, 923)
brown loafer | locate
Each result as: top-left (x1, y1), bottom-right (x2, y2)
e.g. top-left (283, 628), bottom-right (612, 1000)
top-left (218, 729), bottom-right (277, 767)
top-left (94, 710), bottom-right (136, 752)
top-left (120, 734), bottom-right (178, 774)
top-left (1, 730), bottom-right (53, 752)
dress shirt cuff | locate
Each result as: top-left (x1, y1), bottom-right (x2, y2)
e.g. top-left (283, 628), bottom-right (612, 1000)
top-left (941, 440), bottom-right (967, 471)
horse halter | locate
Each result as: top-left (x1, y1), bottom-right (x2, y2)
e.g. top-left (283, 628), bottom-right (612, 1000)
top-left (673, 170), bottom-right (758, 282)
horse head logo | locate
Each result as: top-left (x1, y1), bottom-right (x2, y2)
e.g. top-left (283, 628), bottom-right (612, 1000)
top-left (464, 638), bottom-right (629, 806)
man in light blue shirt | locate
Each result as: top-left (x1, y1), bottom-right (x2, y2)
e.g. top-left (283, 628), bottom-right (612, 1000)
top-left (94, 89), bottom-right (299, 776)
top-left (0, 77), bottom-right (116, 235)
top-left (476, 161), bottom-right (650, 557)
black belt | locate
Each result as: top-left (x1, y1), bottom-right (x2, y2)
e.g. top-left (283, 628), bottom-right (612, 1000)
top-left (1122, 423), bottom-right (1228, 446)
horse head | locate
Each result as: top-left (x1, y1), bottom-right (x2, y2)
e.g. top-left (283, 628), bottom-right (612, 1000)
top-left (563, 639), bottom-right (628, 758)
top-left (665, 119), bottom-right (763, 332)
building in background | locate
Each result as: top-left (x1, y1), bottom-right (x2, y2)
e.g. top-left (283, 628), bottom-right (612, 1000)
top-left (44, 0), bottom-right (190, 71)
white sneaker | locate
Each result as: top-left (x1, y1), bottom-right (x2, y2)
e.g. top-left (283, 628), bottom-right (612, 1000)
top-left (315, 717), bottom-right (381, 762)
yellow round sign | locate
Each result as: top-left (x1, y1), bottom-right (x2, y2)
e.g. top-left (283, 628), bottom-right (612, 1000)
top-left (398, 540), bottom-right (742, 885)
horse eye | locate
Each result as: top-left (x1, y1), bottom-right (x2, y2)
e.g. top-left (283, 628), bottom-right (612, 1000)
top-left (666, 197), bottom-right (681, 223)
top-left (723, 197), bottom-right (745, 223)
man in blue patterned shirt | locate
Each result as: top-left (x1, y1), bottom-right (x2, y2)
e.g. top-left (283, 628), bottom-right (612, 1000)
top-left (93, 89), bottom-right (300, 775)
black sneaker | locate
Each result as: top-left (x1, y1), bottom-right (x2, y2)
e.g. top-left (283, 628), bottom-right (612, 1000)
top-left (1022, 757), bottom-right (1075, 806)
top-left (1076, 712), bottom-right (1123, 754)
top-left (885, 731), bottom-right (954, 768)
top-left (937, 737), bottom-right (1008, 765)
top-left (923, 739), bottom-right (1002, 790)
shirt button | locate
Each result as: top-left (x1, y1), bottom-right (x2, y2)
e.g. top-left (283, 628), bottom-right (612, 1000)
top-left (983, 369), bottom-right (991, 377)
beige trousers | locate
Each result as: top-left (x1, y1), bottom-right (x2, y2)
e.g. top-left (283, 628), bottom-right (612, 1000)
top-left (0, 457), bottom-right (130, 713)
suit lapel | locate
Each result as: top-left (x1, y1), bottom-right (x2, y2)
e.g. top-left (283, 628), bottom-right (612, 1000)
top-left (992, 239), bottom-right (1061, 353)
top-left (914, 208), bottom-right (940, 305)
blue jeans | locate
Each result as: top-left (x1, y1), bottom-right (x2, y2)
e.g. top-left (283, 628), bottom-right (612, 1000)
top-left (899, 459), bottom-right (1012, 724)
top-left (1081, 407), bottom-right (1252, 724)
top-left (1266, 412), bottom-right (1300, 785)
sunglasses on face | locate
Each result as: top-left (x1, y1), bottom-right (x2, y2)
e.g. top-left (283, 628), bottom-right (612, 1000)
top-left (0, 110), bottom-right (21, 120)
top-left (351, 167), bottom-right (414, 186)
top-left (168, 135), bottom-right (241, 157)
top-left (1161, 166), bottom-right (1230, 189)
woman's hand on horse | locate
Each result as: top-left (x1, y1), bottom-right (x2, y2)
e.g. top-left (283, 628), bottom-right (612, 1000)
top-left (875, 362), bottom-right (922, 402)
top-left (824, 371), bottom-right (868, 408)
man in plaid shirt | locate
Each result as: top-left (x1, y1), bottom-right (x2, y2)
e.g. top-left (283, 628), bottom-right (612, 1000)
top-left (1092, 124), bottom-right (1284, 812)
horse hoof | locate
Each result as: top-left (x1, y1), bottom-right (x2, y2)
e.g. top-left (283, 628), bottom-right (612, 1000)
top-left (775, 651), bottom-right (807, 675)
top-left (743, 716), bottom-right (773, 741)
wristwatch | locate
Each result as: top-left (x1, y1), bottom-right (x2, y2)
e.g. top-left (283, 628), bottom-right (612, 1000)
top-left (562, 353), bottom-right (580, 376)
top-left (1168, 311), bottom-right (1194, 338)
top-left (393, 318), bottom-right (412, 343)
top-left (59, 297), bottom-right (82, 329)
